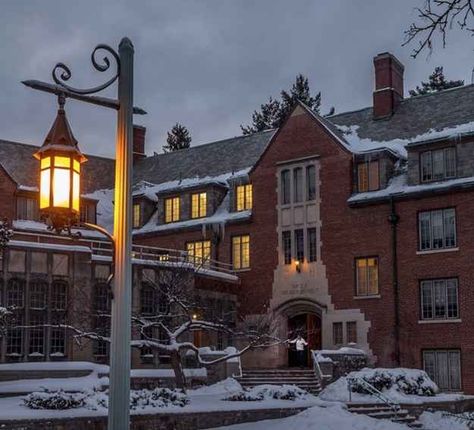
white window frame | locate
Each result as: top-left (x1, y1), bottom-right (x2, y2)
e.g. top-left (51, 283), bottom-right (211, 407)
top-left (418, 208), bottom-right (456, 251)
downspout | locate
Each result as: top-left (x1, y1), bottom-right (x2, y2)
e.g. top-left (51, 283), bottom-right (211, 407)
top-left (388, 197), bottom-right (400, 366)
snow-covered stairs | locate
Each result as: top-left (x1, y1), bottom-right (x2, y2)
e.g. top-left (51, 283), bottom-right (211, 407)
top-left (347, 403), bottom-right (423, 428)
top-left (236, 369), bottom-right (322, 394)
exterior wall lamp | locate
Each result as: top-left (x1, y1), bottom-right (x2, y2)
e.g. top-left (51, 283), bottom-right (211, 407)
top-left (295, 259), bottom-right (301, 273)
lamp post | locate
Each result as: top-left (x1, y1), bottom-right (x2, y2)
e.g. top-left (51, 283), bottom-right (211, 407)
top-left (24, 38), bottom-right (143, 430)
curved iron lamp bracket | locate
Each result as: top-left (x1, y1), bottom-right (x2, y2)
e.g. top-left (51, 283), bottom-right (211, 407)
top-left (52, 44), bottom-right (120, 95)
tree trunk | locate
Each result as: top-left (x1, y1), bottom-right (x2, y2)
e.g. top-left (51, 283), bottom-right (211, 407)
top-left (170, 350), bottom-right (187, 391)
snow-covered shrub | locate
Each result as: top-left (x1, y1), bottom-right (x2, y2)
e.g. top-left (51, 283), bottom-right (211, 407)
top-left (348, 368), bottom-right (438, 397)
top-left (23, 390), bottom-right (88, 410)
top-left (0, 219), bottom-right (13, 249)
top-left (129, 388), bottom-right (189, 410)
top-left (224, 384), bottom-right (308, 402)
top-left (0, 306), bottom-right (12, 337)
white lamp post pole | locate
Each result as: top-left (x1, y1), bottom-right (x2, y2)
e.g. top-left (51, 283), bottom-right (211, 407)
top-left (108, 37), bottom-right (134, 430)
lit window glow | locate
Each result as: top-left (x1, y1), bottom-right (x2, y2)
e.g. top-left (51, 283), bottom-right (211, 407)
top-left (236, 184), bottom-right (252, 211)
top-left (191, 192), bottom-right (207, 218)
top-left (232, 235), bottom-right (250, 269)
top-left (40, 169), bottom-right (50, 209)
top-left (53, 168), bottom-right (70, 208)
top-left (165, 197), bottom-right (180, 223)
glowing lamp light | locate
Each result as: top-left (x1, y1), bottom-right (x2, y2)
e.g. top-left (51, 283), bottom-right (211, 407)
top-left (192, 314), bottom-right (198, 320)
top-left (34, 95), bottom-right (87, 233)
top-left (295, 259), bottom-right (301, 273)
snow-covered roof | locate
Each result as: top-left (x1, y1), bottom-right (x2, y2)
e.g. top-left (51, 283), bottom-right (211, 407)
top-left (328, 84), bottom-right (474, 157)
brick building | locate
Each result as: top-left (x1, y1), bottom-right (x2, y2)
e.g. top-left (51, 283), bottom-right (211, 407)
top-left (0, 52), bottom-right (473, 392)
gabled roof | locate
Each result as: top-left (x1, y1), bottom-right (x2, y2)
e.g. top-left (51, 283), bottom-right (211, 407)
top-left (133, 129), bottom-right (275, 185)
top-left (0, 139), bottom-right (115, 194)
top-left (328, 84), bottom-right (474, 150)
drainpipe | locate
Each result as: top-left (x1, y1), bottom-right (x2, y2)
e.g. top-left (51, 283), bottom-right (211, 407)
top-left (388, 197), bottom-right (400, 366)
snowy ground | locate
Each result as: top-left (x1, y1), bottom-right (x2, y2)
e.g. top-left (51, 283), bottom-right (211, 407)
top-left (0, 377), bottom-right (318, 422)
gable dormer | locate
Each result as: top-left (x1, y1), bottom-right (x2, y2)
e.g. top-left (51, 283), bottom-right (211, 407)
top-left (353, 150), bottom-right (398, 193)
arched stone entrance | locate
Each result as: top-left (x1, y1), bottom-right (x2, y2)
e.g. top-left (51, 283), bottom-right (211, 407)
top-left (275, 299), bottom-right (325, 368)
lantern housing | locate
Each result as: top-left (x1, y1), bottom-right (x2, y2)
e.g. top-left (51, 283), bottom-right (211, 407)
top-left (34, 95), bottom-right (87, 233)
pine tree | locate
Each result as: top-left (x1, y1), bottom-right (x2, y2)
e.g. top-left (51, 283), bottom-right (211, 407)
top-left (163, 123), bottom-right (192, 153)
top-left (241, 74), bottom-right (323, 135)
top-left (409, 66), bottom-right (464, 97)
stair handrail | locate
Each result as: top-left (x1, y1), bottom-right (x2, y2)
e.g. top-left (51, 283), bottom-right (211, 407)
top-left (347, 376), bottom-right (401, 416)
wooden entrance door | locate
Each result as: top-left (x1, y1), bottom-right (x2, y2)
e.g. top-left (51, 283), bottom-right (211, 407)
top-left (287, 313), bottom-right (321, 367)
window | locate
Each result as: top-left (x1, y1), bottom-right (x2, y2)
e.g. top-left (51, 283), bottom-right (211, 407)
top-left (357, 161), bottom-right (379, 192)
top-left (347, 321), bottom-right (357, 344)
top-left (186, 241), bottom-right (211, 266)
top-left (133, 203), bottom-right (141, 228)
top-left (294, 229), bottom-right (304, 262)
top-left (50, 325), bottom-right (66, 356)
top-left (29, 314), bottom-right (45, 356)
top-left (293, 168), bottom-right (303, 203)
top-left (191, 192), bottom-right (207, 218)
top-left (141, 284), bottom-right (156, 315)
top-left (356, 257), bottom-right (379, 296)
top-left (51, 280), bottom-right (67, 311)
top-left (282, 231), bottom-right (292, 265)
top-left (236, 184), bottom-right (252, 211)
top-left (94, 283), bottom-right (111, 313)
top-left (333, 322), bottom-right (343, 345)
top-left (281, 170), bottom-right (291, 204)
top-left (421, 279), bottom-right (458, 320)
top-left (29, 280), bottom-right (47, 310)
top-left (308, 228), bottom-right (317, 262)
top-left (418, 208), bottom-right (456, 251)
top-left (7, 278), bottom-right (25, 308)
top-left (421, 148), bottom-right (456, 182)
top-left (165, 197), bottom-right (180, 223)
top-left (232, 235), bottom-right (250, 270)
top-left (80, 202), bottom-right (96, 224)
top-left (306, 165), bottom-right (316, 200)
top-left (423, 350), bottom-right (461, 391)
top-left (6, 315), bottom-right (23, 356)
top-left (16, 197), bottom-right (38, 221)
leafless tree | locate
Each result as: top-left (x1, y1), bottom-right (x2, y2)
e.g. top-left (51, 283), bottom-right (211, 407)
top-left (16, 258), bottom-right (281, 391)
top-left (404, 0), bottom-right (474, 57)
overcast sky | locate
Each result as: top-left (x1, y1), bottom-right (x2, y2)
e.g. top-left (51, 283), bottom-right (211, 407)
top-left (0, 0), bottom-right (472, 158)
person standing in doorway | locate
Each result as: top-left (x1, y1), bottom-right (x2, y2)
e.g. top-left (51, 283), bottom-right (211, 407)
top-left (288, 335), bottom-right (308, 368)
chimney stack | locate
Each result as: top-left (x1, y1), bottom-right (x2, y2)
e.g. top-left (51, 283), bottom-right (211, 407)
top-left (373, 52), bottom-right (404, 119)
top-left (133, 125), bottom-right (146, 163)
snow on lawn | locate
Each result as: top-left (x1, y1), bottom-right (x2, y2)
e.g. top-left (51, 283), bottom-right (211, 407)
top-left (419, 411), bottom-right (471, 430)
top-left (320, 368), bottom-right (470, 404)
top-left (210, 401), bottom-right (411, 430)
top-left (0, 378), bottom-right (319, 421)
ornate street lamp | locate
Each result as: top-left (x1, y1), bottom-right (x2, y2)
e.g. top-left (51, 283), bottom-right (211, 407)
top-left (24, 39), bottom-right (146, 430)
top-left (34, 94), bottom-right (87, 234)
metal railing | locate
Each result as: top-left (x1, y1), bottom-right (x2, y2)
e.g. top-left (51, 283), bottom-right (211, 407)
top-left (12, 230), bottom-right (238, 279)
top-left (347, 377), bottom-right (401, 416)
top-left (310, 350), bottom-right (333, 386)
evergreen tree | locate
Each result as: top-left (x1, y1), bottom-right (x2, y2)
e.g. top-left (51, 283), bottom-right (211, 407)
top-left (163, 123), bottom-right (192, 153)
top-left (241, 74), bottom-right (323, 135)
top-left (409, 66), bottom-right (464, 97)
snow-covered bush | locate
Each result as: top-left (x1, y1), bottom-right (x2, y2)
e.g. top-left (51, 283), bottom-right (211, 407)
top-left (0, 306), bottom-right (12, 337)
top-left (348, 368), bottom-right (438, 397)
top-left (0, 219), bottom-right (13, 249)
top-left (23, 390), bottom-right (88, 410)
top-left (224, 384), bottom-right (308, 402)
top-left (23, 388), bottom-right (189, 411)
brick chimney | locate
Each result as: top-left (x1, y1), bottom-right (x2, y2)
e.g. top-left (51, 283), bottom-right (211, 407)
top-left (133, 125), bottom-right (146, 163)
top-left (373, 52), bottom-right (404, 119)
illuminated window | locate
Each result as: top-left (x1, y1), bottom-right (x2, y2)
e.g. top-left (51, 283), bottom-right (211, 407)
top-left (356, 257), bottom-right (379, 296)
top-left (133, 203), bottom-right (141, 228)
top-left (191, 193), bottom-right (207, 218)
top-left (232, 235), bottom-right (250, 269)
top-left (236, 184), bottom-right (253, 211)
top-left (165, 197), bottom-right (180, 223)
top-left (186, 240), bottom-right (211, 266)
top-left (357, 160), bottom-right (379, 192)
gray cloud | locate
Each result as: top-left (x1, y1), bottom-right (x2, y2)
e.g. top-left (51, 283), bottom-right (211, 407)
top-left (0, 0), bottom-right (472, 158)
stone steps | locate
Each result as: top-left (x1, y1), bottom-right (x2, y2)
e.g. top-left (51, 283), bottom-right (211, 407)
top-left (236, 368), bottom-right (322, 394)
top-left (347, 403), bottom-right (423, 428)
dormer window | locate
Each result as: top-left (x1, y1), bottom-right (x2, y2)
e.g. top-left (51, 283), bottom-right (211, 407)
top-left (357, 160), bottom-right (379, 192)
top-left (133, 203), bottom-right (141, 228)
top-left (165, 197), bottom-right (180, 223)
top-left (420, 147), bottom-right (456, 182)
top-left (236, 184), bottom-right (252, 211)
top-left (191, 192), bottom-right (207, 218)
top-left (17, 196), bottom-right (39, 221)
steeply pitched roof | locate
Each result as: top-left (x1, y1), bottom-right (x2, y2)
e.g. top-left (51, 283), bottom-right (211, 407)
top-left (133, 129), bottom-right (275, 185)
top-left (0, 139), bottom-right (115, 194)
top-left (328, 84), bottom-right (474, 144)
